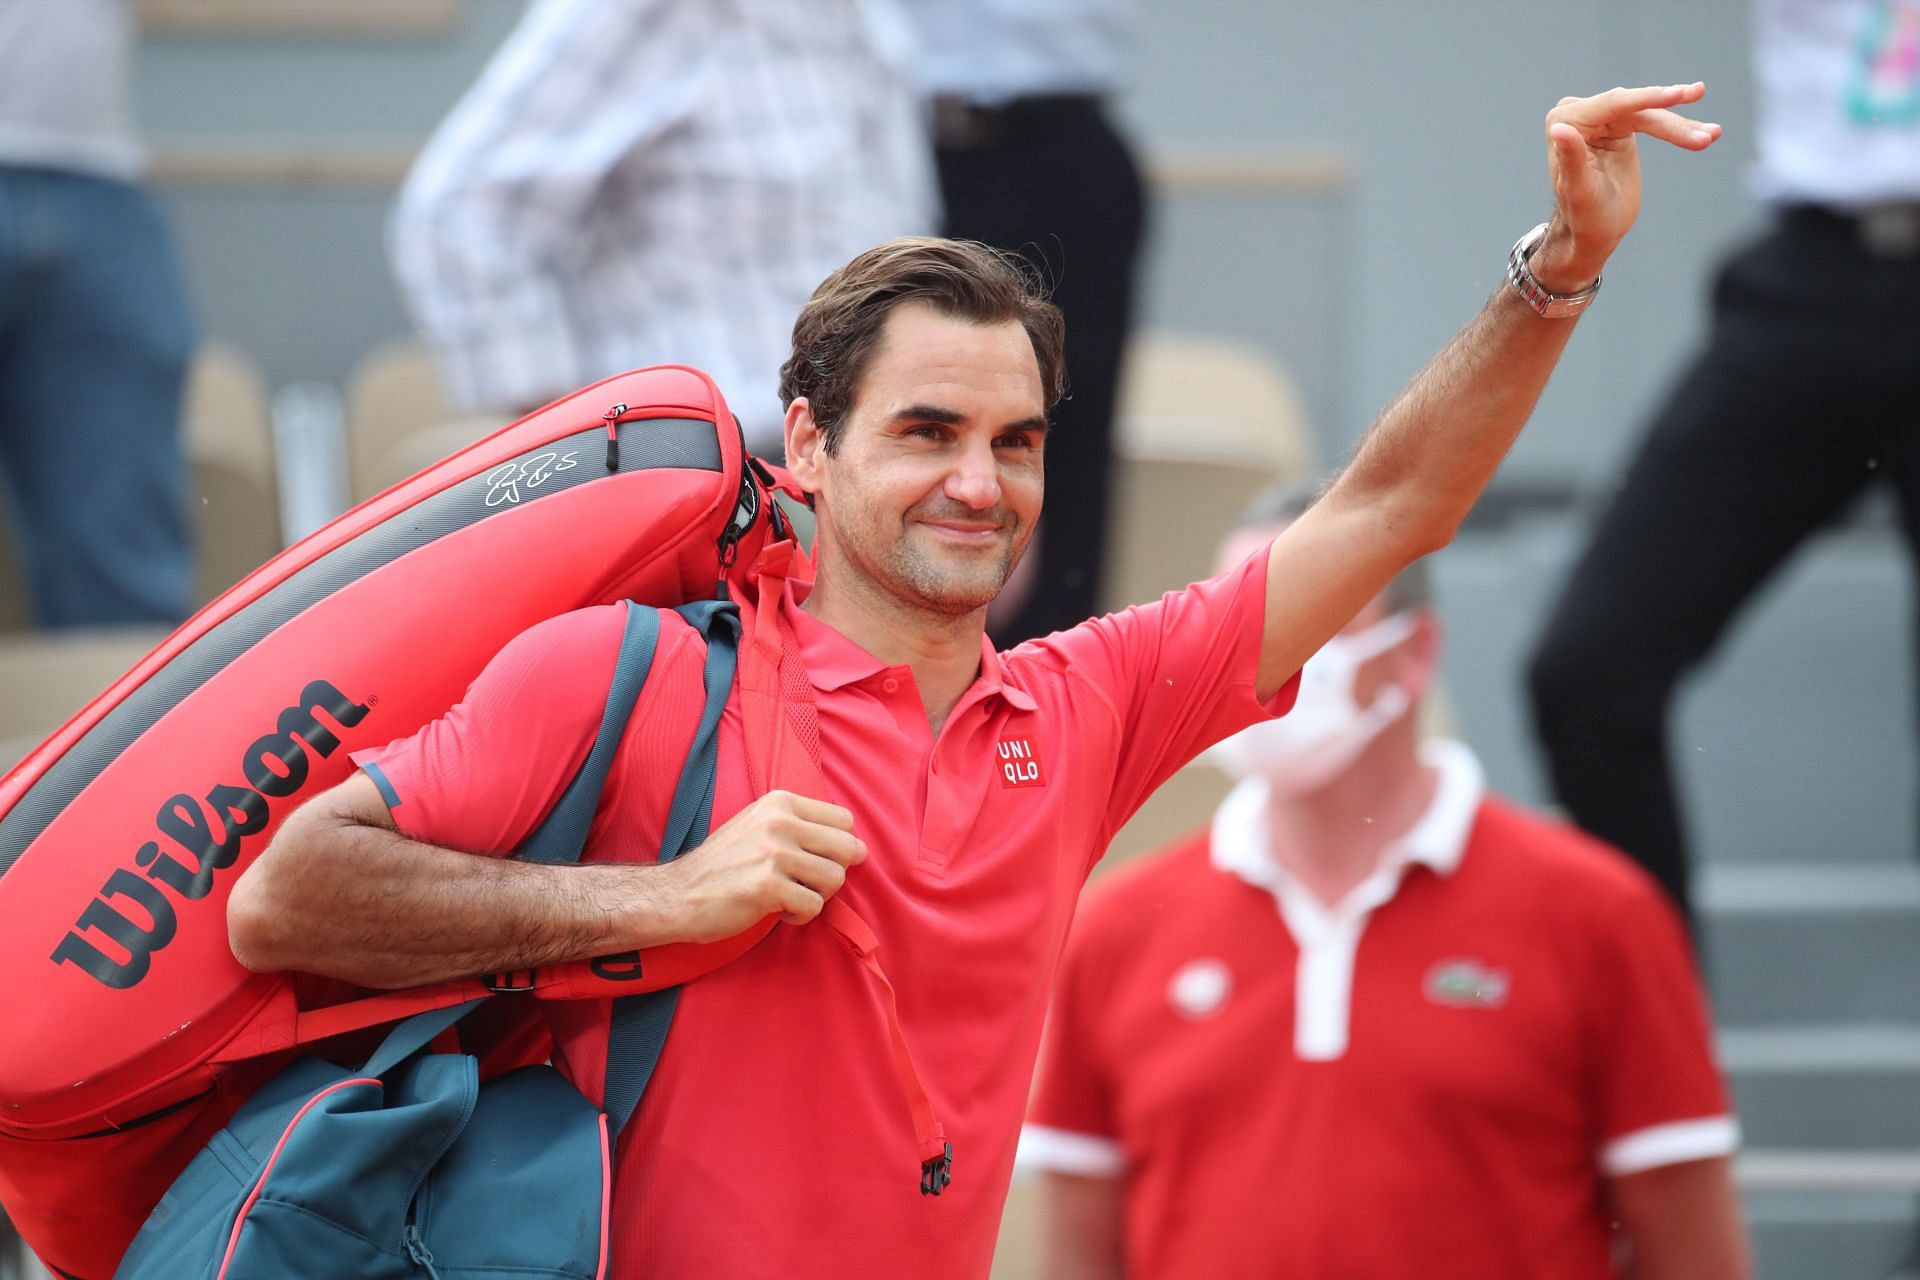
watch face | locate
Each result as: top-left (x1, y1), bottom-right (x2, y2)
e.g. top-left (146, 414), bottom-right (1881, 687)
top-left (1517, 221), bottom-right (1552, 260)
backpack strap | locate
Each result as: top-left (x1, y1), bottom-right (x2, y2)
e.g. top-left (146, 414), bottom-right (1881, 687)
top-left (335, 597), bottom-right (731, 1088)
top-left (601, 598), bottom-right (738, 1134)
top-left (515, 601), bottom-right (665, 866)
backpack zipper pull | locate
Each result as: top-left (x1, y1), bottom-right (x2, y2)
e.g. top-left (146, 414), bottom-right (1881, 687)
top-left (603, 403), bottom-right (628, 471)
top-left (404, 1224), bottom-right (446, 1279)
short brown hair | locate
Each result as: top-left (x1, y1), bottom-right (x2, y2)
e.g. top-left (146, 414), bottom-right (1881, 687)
top-left (778, 237), bottom-right (1066, 453)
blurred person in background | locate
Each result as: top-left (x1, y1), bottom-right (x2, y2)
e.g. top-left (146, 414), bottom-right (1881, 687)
top-left (1528, 0), bottom-right (1920, 934)
top-left (1020, 490), bottom-right (1748, 1280)
top-left (0, 0), bottom-right (195, 629)
top-left (906, 0), bottom-right (1145, 644)
top-left (389, 0), bottom-right (935, 454)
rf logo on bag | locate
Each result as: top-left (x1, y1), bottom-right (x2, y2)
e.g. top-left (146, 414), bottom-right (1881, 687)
top-left (997, 736), bottom-right (1044, 789)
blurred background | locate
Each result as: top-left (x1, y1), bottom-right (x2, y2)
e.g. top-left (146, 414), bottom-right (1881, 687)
top-left (0, 2), bottom-right (1912, 1278)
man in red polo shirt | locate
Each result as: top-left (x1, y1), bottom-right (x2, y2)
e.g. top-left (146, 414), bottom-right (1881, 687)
top-left (1019, 495), bottom-right (1748, 1279)
top-left (229, 84), bottom-right (1721, 1278)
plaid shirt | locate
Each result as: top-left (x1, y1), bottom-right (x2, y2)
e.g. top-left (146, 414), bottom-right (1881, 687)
top-left (391, 0), bottom-right (935, 448)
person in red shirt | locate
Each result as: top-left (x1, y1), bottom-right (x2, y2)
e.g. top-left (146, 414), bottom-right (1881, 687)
top-left (1020, 495), bottom-right (1749, 1280)
top-left (227, 85), bottom-right (1721, 1279)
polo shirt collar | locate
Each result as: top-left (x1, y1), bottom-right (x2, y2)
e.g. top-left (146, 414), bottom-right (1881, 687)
top-left (779, 576), bottom-right (1037, 711)
top-left (1209, 739), bottom-right (1486, 906)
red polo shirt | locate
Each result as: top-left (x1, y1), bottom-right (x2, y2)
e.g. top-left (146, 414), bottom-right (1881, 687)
top-left (1022, 747), bottom-right (1736, 1280)
top-left (351, 548), bottom-right (1294, 1280)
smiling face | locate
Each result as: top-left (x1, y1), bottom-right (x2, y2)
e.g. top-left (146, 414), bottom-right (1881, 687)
top-left (786, 301), bottom-right (1048, 620)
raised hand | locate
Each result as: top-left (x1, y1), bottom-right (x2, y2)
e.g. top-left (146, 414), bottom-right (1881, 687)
top-left (1534, 83), bottom-right (1722, 292)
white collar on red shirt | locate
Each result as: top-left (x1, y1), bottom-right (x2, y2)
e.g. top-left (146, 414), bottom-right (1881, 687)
top-left (1209, 738), bottom-right (1485, 897)
top-left (1207, 739), bottom-right (1486, 1060)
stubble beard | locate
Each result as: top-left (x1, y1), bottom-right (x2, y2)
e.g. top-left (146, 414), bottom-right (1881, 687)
top-left (887, 523), bottom-right (1025, 617)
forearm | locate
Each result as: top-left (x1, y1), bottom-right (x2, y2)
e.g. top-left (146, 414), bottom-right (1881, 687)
top-left (1040, 1172), bottom-right (1126, 1280)
top-left (1611, 1158), bottom-right (1751, 1280)
top-left (1328, 228), bottom-right (1587, 548)
top-left (230, 808), bottom-right (687, 989)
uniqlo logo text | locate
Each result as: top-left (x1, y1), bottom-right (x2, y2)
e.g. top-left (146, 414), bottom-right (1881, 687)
top-left (998, 737), bottom-right (1044, 788)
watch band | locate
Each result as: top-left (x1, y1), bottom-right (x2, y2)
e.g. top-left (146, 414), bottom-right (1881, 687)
top-left (1506, 221), bottom-right (1601, 318)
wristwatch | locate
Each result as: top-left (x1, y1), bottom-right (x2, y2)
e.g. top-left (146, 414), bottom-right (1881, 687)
top-left (1506, 221), bottom-right (1601, 318)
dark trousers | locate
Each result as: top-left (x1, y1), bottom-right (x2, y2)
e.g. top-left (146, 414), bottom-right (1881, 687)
top-left (0, 168), bottom-right (194, 629)
top-left (935, 98), bottom-right (1145, 644)
top-left (1528, 208), bottom-right (1920, 927)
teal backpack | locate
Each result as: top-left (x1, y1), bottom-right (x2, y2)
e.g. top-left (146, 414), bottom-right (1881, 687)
top-left (113, 600), bottom-right (734, 1280)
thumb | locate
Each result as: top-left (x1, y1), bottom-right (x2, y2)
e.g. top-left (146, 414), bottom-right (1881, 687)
top-left (1547, 122), bottom-right (1590, 201)
top-left (1548, 122), bottom-right (1586, 168)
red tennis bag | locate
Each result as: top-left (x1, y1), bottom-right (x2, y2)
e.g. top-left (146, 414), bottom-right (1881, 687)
top-left (0, 366), bottom-right (815, 1278)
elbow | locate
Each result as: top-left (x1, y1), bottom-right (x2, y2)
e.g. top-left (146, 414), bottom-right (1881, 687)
top-left (227, 805), bottom-right (329, 974)
top-left (1327, 477), bottom-right (1459, 560)
top-left (1384, 490), bottom-right (1461, 558)
top-left (227, 843), bottom-right (292, 974)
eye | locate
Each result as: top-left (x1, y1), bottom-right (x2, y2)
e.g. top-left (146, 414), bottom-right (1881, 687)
top-left (995, 432), bottom-right (1040, 452)
top-left (904, 423), bottom-right (947, 441)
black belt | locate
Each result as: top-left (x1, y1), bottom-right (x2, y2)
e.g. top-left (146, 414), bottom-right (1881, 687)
top-left (931, 93), bottom-right (1106, 150)
top-left (1783, 201), bottom-right (1920, 257)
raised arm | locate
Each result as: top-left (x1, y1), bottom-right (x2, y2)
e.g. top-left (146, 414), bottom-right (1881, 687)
top-left (227, 774), bottom-right (866, 989)
top-left (1256, 83), bottom-right (1721, 697)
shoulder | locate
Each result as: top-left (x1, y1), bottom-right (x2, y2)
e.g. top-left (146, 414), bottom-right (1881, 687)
top-left (493, 603), bottom-right (630, 666)
top-left (495, 603), bottom-right (703, 671)
top-left (474, 604), bottom-right (709, 722)
top-left (1468, 795), bottom-right (1680, 927)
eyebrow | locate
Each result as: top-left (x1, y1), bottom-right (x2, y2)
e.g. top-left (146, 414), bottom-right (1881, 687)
top-left (891, 404), bottom-right (1050, 436)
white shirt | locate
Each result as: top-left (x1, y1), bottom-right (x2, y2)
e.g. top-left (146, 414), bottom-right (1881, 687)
top-left (907, 0), bottom-right (1134, 103)
top-left (1209, 738), bottom-right (1484, 1060)
top-left (0, 0), bottom-right (142, 180)
top-left (1753, 0), bottom-right (1920, 205)
top-left (389, 0), bottom-right (936, 449)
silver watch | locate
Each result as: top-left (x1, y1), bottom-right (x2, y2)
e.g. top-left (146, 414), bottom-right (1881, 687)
top-left (1506, 221), bottom-right (1601, 318)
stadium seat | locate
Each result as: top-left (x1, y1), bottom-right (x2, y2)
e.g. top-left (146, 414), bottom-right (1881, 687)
top-left (346, 337), bottom-right (499, 502)
top-left (1100, 333), bottom-right (1316, 865)
top-left (184, 341), bottom-right (281, 604)
top-left (1101, 331), bottom-right (1318, 612)
top-left (0, 625), bottom-right (168, 773)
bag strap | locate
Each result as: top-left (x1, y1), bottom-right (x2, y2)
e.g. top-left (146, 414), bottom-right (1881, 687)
top-left (362, 997), bottom-right (486, 1078)
top-left (743, 552), bottom-right (953, 1194)
top-left (338, 600), bottom-right (736, 1096)
top-left (516, 601), bottom-right (664, 867)
top-left (601, 599), bottom-right (738, 1133)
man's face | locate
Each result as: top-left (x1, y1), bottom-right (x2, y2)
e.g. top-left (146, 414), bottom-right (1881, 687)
top-left (788, 302), bottom-right (1047, 618)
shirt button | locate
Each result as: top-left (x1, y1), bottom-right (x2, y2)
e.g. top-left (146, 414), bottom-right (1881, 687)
top-left (882, 677), bottom-right (900, 694)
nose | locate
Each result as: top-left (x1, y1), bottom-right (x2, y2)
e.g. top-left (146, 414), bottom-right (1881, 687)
top-left (943, 436), bottom-right (1002, 511)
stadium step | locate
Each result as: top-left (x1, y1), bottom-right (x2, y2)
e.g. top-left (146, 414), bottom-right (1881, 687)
top-left (1740, 1185), bottom-right (1916, 1280)
top-left (1701, 862), bottom-right (1920, 1025)
top-left (1724, 1025), bottom-right (1920, 1149)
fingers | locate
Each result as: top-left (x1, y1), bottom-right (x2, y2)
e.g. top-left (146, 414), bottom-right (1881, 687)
top-left (1554, 81), bottom-right (1703, 128)
top-left (779, 792), bottom-right (856, 833)
top-left (1629, 108), bottom-right (1722, 150)
top-left (794, 820), bottom-right (867, 867)
top-left (777, 882), bottom-right (826, 927)
top-left (778, 844), bottom-right (847, 899)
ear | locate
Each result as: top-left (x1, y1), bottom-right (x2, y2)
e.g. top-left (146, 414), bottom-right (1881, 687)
top-left (784, 397), bottom-right (826, 495)
top-left (1403, 609), bottom-right (1443, 700)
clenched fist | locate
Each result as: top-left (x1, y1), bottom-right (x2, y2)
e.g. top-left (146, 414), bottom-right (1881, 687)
top-left (657, 790), bottom-right (867, 941)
